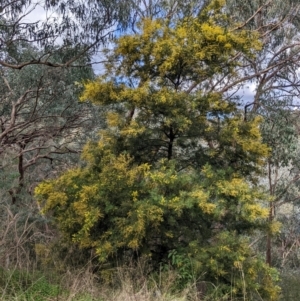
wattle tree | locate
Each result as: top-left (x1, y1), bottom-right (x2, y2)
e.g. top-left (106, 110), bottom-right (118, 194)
top-left (35, 1), bottom-right (280, 299)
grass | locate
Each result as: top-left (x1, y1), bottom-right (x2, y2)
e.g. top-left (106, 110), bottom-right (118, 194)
top-left (3, 263), bottom-right (299, 300)
top-left (0, 263), bottom-right (205, 301)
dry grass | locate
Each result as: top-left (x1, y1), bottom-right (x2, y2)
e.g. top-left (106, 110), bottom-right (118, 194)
top-left (59, 259), bottom-right (199, 301)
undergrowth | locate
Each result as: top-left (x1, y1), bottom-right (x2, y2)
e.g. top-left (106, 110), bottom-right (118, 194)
top-left (0, 262), bottom-right (284, 301)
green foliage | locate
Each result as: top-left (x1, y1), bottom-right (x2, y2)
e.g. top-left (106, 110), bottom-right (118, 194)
top-left (0, 268), bottom-right (60, 301)
top-left (23, 276), bottom-right (60, 301)
top-left (280, 272), bottom-right (300, 301)
top-left (36, 2), bottom-right (280, 299)
top-left (165, 249), bottom-right (194, 287)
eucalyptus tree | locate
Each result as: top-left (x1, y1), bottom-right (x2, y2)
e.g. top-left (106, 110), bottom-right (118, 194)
top-left (0, 0), bottom-right (127, 206)
top-left (0, 0), bottom-right (136, 69)
top-left (224, 0), bottom-right (300, 267)
top-left (0, 44), bottom-right (102, 205)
